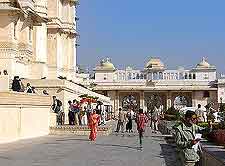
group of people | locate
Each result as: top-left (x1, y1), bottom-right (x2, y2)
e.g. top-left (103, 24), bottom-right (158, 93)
top-left (0, 69), bottom-right (8, 76)
top-left (67, 100), bottom-right (108, 126)
top-left (115, 105), bottom-right (162, 134)
top-left (115, 108), bottom-right (135, 133)
top-left (12, 76), bottom-right (49, 95)
top-left (115, 108), bottom-right (149, 147)
top-left (67, 100), bottom-right (88, 126)
top-left (195, 104), bottom-right (218, 123)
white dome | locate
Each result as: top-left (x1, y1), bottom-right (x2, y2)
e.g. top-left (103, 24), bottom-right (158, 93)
top-left (95, 58), bottom-right (116, 71)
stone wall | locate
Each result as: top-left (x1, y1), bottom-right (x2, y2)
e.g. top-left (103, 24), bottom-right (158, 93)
top-left (0, 92), bottom-right (51, 143)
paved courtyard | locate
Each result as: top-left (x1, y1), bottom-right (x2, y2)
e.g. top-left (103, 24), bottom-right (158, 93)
top-left (0, 126), bottom-right (176, 166)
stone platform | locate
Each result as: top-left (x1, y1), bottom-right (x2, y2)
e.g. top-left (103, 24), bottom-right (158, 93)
top-left (50, 124), bottom-right (113, 136)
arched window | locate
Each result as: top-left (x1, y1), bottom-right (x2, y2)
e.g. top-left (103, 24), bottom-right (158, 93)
top-left (153, 72), bottom-right (158, 80)
top-left (128, 73), bottom-right (132, 80)
top-left (203, 91), bottom-right (210, 98)
top-left (140, 74), bottom-right (144, 79)
top-left (189, 73), bottom-right (192, 79)
top-left (185, 73), bottom-right (188, 79)
top-left (159, 72), bottom-right (163, 79)
top-left (133, 73), bottom-right (136, 79)
top-left (144, 74), bottom-right (147, 79)
top-left (193, 73), bottom-right (196, 79)
top-left (136, 73), bottom-right (140, 79)
top-left (179, 73), bottom-right (184, 80)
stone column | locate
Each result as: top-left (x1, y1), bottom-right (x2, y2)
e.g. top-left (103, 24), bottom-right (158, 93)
top-left (47, 29), bottom-right (58, 79)
top-left (166, 91), bottom-right (172, 109)
top-left (115, 91), bottom-right (119, 117)
top-left (30, 23), bottom-right (48, 79)
top-left (140, 91), bottom-right (145, 109)
top-left (192, 91), bottom-right (196, 107)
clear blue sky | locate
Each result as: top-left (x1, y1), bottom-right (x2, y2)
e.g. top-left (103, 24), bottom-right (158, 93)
top-left (77, 0), bottom-right (225, 72)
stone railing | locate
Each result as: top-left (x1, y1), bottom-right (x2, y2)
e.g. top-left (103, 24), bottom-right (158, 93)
top-left (50, 124), bottom-right (113, 136)
top-left (201, 141), bottom-right (225, 166)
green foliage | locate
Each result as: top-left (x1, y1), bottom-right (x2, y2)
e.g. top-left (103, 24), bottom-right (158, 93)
top-left (164, 106), bottom-right (181, 121)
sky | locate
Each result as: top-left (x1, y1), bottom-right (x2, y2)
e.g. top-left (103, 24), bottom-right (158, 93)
top-left (77, 0), bottom-right (225, 73)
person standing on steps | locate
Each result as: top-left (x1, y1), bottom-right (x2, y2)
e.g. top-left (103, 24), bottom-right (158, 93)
top-left (115, 108), bottom-right (126, 133)
top-left (136, 109), bottom-right (149, 148)
top-left (68, 101), bottom-right (75, 125)
top-left (88, 110), bottom-right (100, 141)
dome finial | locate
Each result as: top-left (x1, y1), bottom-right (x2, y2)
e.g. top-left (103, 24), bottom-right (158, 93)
top-left (202, 57), bottom-right (206, 62)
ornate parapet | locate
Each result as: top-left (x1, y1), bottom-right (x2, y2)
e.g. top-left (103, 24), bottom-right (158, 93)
top-left (47, 17), bottom-right (78, 37)
top-left (67, 0), bottom-right (79, 6)
top-left (0, 42), bottom-right (17, 59)
top-left (34, 0), bottom-right (47, 18)
top-left (0, 41), bottom-right (33, 64)
top-left (16, 42), bottom-right (32, 64)
top-left (19, 0), bottom-right (35, 11)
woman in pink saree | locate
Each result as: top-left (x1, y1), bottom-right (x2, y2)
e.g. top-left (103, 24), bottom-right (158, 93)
top-left (89, 110), bottom-right (100, 141)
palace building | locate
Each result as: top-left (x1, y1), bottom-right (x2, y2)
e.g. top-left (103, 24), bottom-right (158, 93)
top-left (0, 0), bottom-right (78, 79)
top-left (93, 57), bottom-right (220, 114)
top-left (0, 0), bottom-right (111, 123)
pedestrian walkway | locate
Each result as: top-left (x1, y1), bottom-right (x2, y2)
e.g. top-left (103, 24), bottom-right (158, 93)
top-left (0, 126), bottom-right (176, 166)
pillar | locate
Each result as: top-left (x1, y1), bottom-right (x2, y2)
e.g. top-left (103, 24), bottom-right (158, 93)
top-left (140, 91), bottom-right (145, 110)
top-left (192, 91), bottom-right (196, 107)
top-left (115, 90), bottom-right (119, 116)
top-left (30, 23), bottom-right (48, 79)
top-left (166, 91), bottom-right (172, 109)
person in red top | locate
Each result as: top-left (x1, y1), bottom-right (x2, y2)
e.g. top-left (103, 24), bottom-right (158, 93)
top-left (136, 109), bottom-right (149, 148)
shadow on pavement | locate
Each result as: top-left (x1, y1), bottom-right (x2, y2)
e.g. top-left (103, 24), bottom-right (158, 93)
top-left (55, 138), bottom-right (90, 142)
top-left (160, 144), bottom-right (177, 166)
top-left (95, 143), bottom-right (141, 151)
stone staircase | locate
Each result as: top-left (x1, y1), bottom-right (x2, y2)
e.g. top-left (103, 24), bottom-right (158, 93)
top-left (50, 122), bottom-right (114, 136)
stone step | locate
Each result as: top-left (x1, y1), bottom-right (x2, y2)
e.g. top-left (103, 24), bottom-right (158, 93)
top-left (50, 125), bottom-right (112, 136)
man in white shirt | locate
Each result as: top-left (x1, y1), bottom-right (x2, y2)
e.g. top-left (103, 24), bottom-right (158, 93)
top-left (195, 104), bottom-right (205, 122)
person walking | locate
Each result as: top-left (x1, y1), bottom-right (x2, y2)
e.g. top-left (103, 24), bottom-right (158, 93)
top-left (126, 109), bottom-right (133, 133)
top-left (88, 110), bottom-right (100, 141)
top-left (152, 106), bottom-right (160, 133)
top-left (115, 108), bottom-right (126, 133)
top-left (136, 109), bottom-right (148, 148)
top-left (195, 104), bottom-right (205, 123)
top-left (175, 110), bottom-right (212, 166)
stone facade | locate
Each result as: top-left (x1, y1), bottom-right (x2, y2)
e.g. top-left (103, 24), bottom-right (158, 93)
top-left (218, 78), bottom-right (225, 103)
top-left (0, 0), bottom-right (78, 79)
top-left (93, 57), bottom-right (218, 115)
top-left (0, 91), bottom-right (51, 143)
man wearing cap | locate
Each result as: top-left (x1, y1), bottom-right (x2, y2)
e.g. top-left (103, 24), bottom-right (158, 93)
top-left (175, 110), bottom-right (212, 166)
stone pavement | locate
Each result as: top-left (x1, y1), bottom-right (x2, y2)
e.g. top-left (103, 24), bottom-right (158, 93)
top-left (0, 125), bottom-right (176, 166)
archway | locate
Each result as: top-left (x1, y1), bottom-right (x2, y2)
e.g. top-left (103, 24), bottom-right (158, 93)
top-left (174, 96), bottom-right (188, 110)
top-left (145, 94), bottom-right (163, 112)
top-left (122, 95), bottom-right (138, 111)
